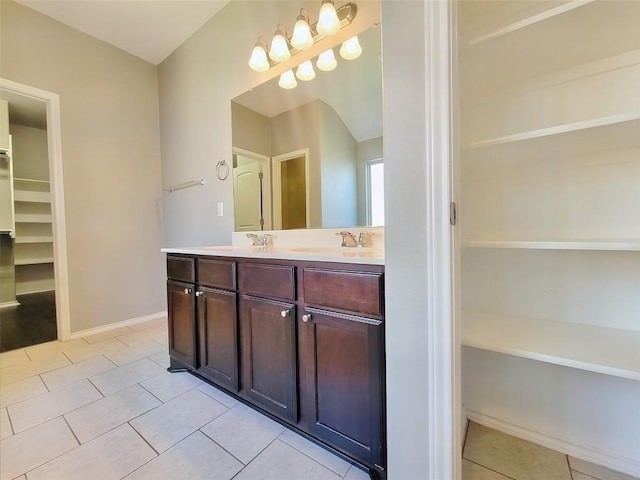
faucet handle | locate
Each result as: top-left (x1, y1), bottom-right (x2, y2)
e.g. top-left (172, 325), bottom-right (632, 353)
top-left (358, 231), bottom-right (374, 247)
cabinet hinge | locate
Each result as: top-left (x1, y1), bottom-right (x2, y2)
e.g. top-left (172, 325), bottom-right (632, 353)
top-left (450, 202), bottom-right (457, 226)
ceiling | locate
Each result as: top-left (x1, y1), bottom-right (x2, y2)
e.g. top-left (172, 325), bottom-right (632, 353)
top-left (14, 0), bottom-right (231, 65)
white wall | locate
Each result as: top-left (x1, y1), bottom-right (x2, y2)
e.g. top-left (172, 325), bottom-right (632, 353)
top-left (0, 0), bottom-right (165, 332)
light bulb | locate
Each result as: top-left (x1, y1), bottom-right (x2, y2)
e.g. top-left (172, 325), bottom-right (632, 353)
top-left (291, 10), bottom-right (313, 50)
top-left (296, 60), bottom-right (316, 81)
top-left (339, 36), bottom-right (362, 60)
top-left (269, 29), bottom-right (290, 63)
top-left (316, 48), bottom-right (337, 71)
top-left (278, 70), bottom-right (297, 89)
top-left (317, 0), bottom-right (340, 36)
top-left (248, 43), bottom-right (269, 72)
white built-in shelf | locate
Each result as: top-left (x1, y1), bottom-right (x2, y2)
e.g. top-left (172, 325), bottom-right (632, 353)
top-left (14, 257), bottom-right (54, 266)
top-left (462, 239), bottom-right (640, 251)
top-left (15, 236), bottom-right (54, 244)
top-left (460, 0), bottom-right (640, 91)
top-left (14, 214), bottom-right (52, 224)
top-left (462, 310), bottom-right (640, 381)
top-left (13, 177), bottom-right (50, 185)
top-left (463, 115), bottom-right (640, 163)
top-left (14, 190), bottom-right (51, 203)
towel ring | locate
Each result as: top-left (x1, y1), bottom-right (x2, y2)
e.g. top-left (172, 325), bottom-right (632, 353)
top-left (216, 160), bottom-right (229, 181)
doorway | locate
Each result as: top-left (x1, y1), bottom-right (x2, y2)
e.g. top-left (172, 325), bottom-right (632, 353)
top-left (0, 78), bottom-right (70, 349)
top-left (272, 149), bottom-right (310, 230)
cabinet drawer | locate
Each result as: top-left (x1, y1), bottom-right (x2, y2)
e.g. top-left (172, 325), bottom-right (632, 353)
top-left (198, 258), bottom-right (236, 290)
top-left (167, 255), bottom-right (195, 283)
top-left (303, 268), bottom-right (383, 316)
top-left (238, 263), bottom-right (295, 300)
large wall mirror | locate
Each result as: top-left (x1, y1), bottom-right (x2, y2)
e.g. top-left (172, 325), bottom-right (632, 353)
top-left (231, 24), bottom-right (383, 231)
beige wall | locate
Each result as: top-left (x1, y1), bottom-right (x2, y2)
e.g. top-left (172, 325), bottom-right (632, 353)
top-left (0, 1), bottom-right (165, 332)
top-left (10, 124), bottom-right (49, 181)
top-left (319, 101), bottom-right (357, 227)
top-left (231, 102), bottom-right (271, 157)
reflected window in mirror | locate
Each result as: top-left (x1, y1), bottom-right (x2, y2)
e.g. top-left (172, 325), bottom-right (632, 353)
top-left (366, 159), bottom-right (384, 226)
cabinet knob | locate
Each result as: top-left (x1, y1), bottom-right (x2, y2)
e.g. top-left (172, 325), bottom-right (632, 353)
top-left (195, 291), bottom-right (203, 297)
top-left (184, 287), bottom-right (192, 295)
top-left (280, 309), bottom-right (291, 317)
top-left (302, 314), bottom-right (312, 323)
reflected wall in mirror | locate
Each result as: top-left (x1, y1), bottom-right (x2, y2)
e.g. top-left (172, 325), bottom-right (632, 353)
top-left (231, 24), bottom-right (383, 231)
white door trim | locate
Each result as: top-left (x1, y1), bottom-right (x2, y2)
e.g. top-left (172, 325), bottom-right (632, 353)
top-left (271, 149), bottom-right (310, 230)
top-left (233, 147), bottom-right (272, 230)
top-left (425, 1), bottom-right (459, 479)
top-left (0, 78), bottom-right (71, 341)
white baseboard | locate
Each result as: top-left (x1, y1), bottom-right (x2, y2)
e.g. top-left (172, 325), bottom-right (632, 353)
top-left (69, 311), bottom-right (167, 339)
top-left (0, 300), bottom-right (20, 309)
top-left (465, 409), bottom-right (640, 478)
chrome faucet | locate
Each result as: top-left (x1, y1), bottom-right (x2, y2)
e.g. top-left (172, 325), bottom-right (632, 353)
top-left (336, 231), bottom-right (373, 248)
top-left (246, 233), bottom-right (272, 247)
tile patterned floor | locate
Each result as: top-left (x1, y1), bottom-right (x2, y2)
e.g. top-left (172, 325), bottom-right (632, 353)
top-left (463, 422), bottom-right (639, 480)
top-left (1, 318), bottom-right (637, 480)
top-left (0, 318), bottom-right (369, 480)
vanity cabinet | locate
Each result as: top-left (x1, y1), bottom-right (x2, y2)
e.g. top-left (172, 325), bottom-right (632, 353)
top-left (299, 267), bottom-right (385, 471)
top-left (165, 253), bottom-right (386, 478)
top-left (166, 256), bottom-right (197, 369)
top-left (196, 258), bottom-right (239, 391)
top-left (238, 262), bottom-right (298, 422)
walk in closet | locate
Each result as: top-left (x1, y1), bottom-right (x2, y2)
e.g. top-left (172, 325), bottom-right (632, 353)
top-left (457, 0), bottom-right (640, 475)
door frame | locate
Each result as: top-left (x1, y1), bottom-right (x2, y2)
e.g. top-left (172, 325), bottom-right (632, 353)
top-left (232, 147), bottom-right (272, 231)
top-left (272, 149), bottom-right (310, 230)
top-left (0, 78), bottom-right (71, 341)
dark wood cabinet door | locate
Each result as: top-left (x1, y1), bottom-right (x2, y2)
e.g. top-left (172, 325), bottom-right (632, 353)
top-left (197, 287), bottom-right (239, 391)
top-left (167, 280), bottom-right (197, 369)
top-left (299, 307), bottom-right (385, 468)
top-left (240, 296), bottom-right (297, 422)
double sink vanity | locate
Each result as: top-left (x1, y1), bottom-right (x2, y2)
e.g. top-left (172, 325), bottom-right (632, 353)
top-left (162, 228), bottom-right (386, 479)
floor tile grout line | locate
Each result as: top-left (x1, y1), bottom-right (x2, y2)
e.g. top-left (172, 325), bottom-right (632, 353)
top-left (277, 432), bottom-right (353, 477)
top-left (61, 415), bottom-right (82, 446)
top-left (198, 423), bottom-right (250, 468)
top-left (127, 419), bottom-right (162, 456)
top-left (463, 458), bottom-right (519, 480)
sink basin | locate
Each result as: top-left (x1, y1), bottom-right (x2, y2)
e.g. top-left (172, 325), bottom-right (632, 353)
top-left (291, 247), bottom-right (383, 258)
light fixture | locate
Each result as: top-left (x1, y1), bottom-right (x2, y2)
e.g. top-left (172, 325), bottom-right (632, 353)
top-left (291, 9), bottom-right (314, 50)
top-left (316, 48), bottom-right (337, 71)
top-left (278, 70), bottom-right (298, 89)
top-left (296, 60), bottom-right (316, 81)
top-left (248, 39), bottom-right (270, 72)
top-left (339, 35), bottom-right (362, 60)
top-left (269, 25), bottom-right (290, 63)
top-left (317, 0), bottom-right (341, 36)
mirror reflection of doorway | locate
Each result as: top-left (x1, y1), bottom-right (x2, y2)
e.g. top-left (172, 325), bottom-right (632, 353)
top-left (272, 149), bottom-right (309, 230)
top-left (232, 149), bottom-right (271, 231)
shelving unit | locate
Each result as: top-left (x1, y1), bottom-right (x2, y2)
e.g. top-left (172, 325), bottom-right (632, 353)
top-left (458, 0), bottom-right (640, 471)
top-left (13, 177), bottom-right (54, 294)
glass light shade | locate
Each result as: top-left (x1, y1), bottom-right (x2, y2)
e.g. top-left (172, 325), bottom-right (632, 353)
top-left (316, 49), bottom-right (337, 71)
top-left (269, 31), bottom-right (290, 62)
top-left (317, 0), bottom-right (340, 36)
top-left (296, 60), bottom-right (316, 81)
top-left (248, 44), bottom-right (269, 72)
top-left (278, 70), bottom-right (297, 89)
top-left (339, 36), bottom-right (362, 60)
top-left (291, 18), bottom-right (313, 50)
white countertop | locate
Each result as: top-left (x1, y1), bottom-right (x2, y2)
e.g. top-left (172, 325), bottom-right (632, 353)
top-left (161, 245), bottom-right (384, 265)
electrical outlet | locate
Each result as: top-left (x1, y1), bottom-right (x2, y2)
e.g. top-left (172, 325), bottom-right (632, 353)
top-left (217, 202), bottom-right (224, 216)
